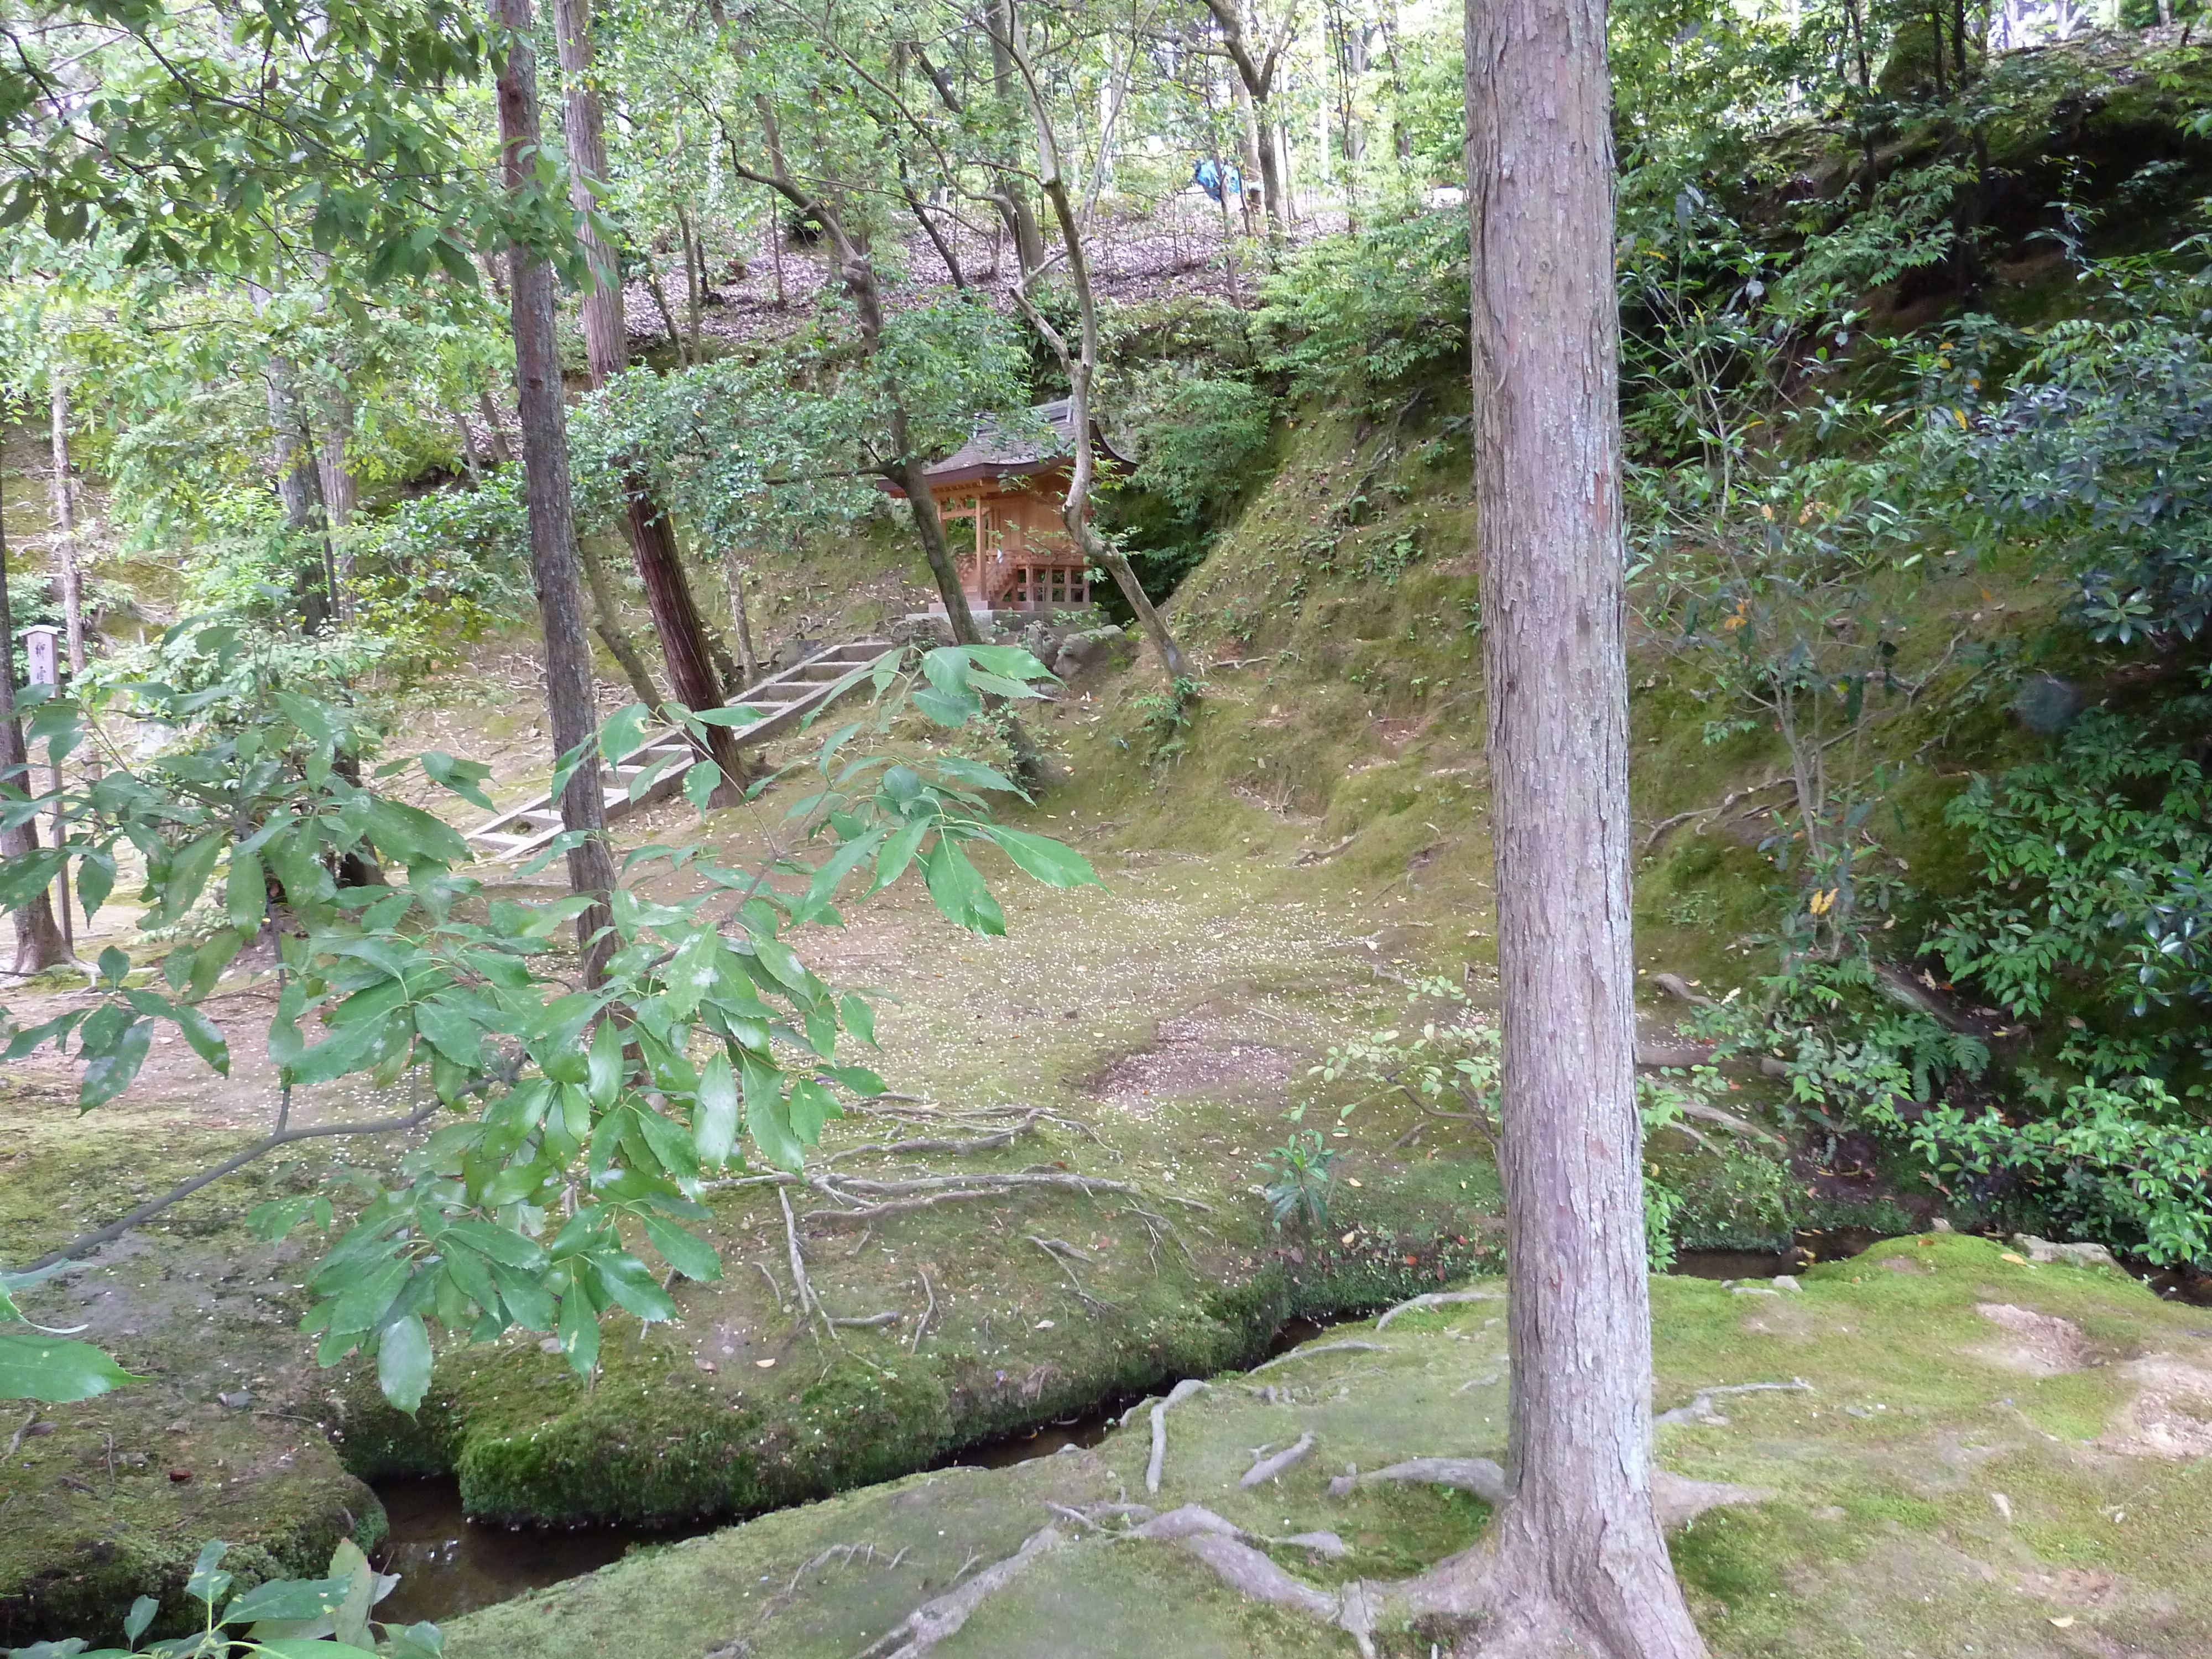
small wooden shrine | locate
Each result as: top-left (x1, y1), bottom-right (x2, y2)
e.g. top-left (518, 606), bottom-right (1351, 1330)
top-left (885, 398), bottom-right (1125, 617)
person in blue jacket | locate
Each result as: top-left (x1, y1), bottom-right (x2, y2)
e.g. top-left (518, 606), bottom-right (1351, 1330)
top-left (1192, 157), bottom-right (1245, 204)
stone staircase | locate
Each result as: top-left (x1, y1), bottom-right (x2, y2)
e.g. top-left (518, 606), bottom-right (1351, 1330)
top-left (464, 637), bottom-right (895, 863)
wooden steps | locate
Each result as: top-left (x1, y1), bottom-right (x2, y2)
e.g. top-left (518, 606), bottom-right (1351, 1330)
top-left (465, 637), bottom-right (894, 863)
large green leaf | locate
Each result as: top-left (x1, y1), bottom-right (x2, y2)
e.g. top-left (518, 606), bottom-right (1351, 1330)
top-left (980, 825), bottom-right (1100, 889)
top-left (640, 1214), bottom-right (720, 1283)
top-left (222, 1574), bottom-right (354, 1626)
top-left (694, 1050), bottom-right (738, 1167)
top-left (79, 1015), bottom-right (153, 1109)
top-left (0, 1332), bottom-right (140, 1401)
top-left (743, 1056), bottom-right (806, 1171)
top-left (375, 1313), bottom-right (432, 1413)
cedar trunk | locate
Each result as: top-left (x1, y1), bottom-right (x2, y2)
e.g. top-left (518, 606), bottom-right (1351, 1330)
top-left (554, 0), bottom-right (743, 800)
top-left (0, 458), bottom-right (68, 973)
top-left (495, 0), bottom-right (618, 986)
top-left (1464, 0), bottom-right (1707, 1646)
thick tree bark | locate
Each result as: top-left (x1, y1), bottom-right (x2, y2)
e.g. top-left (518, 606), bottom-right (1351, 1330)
top-left (495, 0), bottom-right (618, 987)
top-left (1463, 0), bottom-right (1705, 1650)
top-left (0, 461), bottom-right (68, 974)
top-left (554, 0), bottom-right (742, 800)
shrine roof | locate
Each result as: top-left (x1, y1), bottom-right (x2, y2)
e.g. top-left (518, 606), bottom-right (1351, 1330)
top-left (883, 399), bottom-right (1130, 494)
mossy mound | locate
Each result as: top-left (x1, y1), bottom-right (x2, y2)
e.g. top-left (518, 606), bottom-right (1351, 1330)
top-left (0, 1397), bottom-right (380, 1648)
top-left (442, 1233), bottom-right (2212, 1659)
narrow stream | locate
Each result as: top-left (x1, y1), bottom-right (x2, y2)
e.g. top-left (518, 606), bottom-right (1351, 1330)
top-left (369, 1234), bottom-right (2211, 1626)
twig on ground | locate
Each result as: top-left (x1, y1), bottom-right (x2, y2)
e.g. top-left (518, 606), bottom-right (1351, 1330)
top-left (6, 1410), bottom-right (35, 1458)
top-left (779, 1187), bottom-right (818, 1325)
top-left (827, 1311), bottom-right (901, 1329)
top-left (1240, 1431), bottom-right (1314, 1487)
top-left (753, 1260), bottom-right (789, 1312)
top-left (1145, 1378), bottom-right (1209, 1493)
top-left (1373, 1290), bottom-right (1500, 1330)
top-left (909, 1270), bottom-right (935, 1352)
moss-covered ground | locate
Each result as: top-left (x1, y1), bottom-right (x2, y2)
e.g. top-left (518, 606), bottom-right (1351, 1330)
top-left (439, 1233), bottom-right (2212, 1659)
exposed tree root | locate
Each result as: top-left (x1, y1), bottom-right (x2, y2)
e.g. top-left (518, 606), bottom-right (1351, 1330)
top-left (1241, 1430), bottom-right (1315, 1486)
top-left (850, 1521), bottom-right (1067, 1659)
top-left (1652, 1378), bottom-right (1811, 1428)
top-left (709, 1542), bottom-right (906, 1657)
top-left (1375, 1290), bottom-right (1503, 1329)
top-left (1145, 1378), bottom-right (1209, 1493)
top-left (1026, 1234), bottom-right (1113, 1312)
top-left (1330, 1455), bottom-right (1507, 1503)
top-left (1246, 1339), bottom-right (1388, 1374)
top-left (909, 1269), bottom-right (936, 1352)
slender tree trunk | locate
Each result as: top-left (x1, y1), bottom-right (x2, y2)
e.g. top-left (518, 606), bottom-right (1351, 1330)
top-left (1003, 56), bottom-right (1188, 682)
top-left (495, 0), bottom-right (618, 987)
top-left (676, 201), bottom-right (705, 363)
top-left (476, 385), bottom-right (516, 466)
top-left (448, 403), bottom-right (484, 478)
top-left (48, 375), bottom-right (85, 680)
top-left (1208, 2), bottom-right (1288, 248)
top-left (726, 557), bottom-right (759, 684)
top-left (641, 251), bottom-right (688, 363)
top-left (554, 0), bottom-right (743, 800)
top-left (1459, 0), bottom-right (1705, 1643)
top-left (580, 535), bottom-right (664, 708)
top-left (0, 458), bottom-right (67, 974)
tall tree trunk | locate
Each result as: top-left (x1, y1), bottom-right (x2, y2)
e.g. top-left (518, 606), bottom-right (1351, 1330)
top-left (495, 0), bottom-right (618, 987)
top-left (988, 0), bottom-right (1050, 279)
top-left (554, 0), bottom-right (743, 800)
top-left (0, 458), bottom-right (68, 974)
top-left (1461, 0), bottom-right (1705, 1642)
top-left (48, 374), bottom-right (86, 680)
top-left (315, 388), bottom-right (358, 626)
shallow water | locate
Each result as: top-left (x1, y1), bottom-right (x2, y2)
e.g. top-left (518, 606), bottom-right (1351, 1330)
top-left (370, 1480), bottom-right (711, 1628)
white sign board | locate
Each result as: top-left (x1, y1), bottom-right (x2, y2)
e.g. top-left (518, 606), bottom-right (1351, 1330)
top-left (23, 626), bottom-right (59, 688)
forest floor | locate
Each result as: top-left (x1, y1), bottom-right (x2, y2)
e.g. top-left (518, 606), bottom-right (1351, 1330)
top-left (0, 669), bottom-right (1519, 1644)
